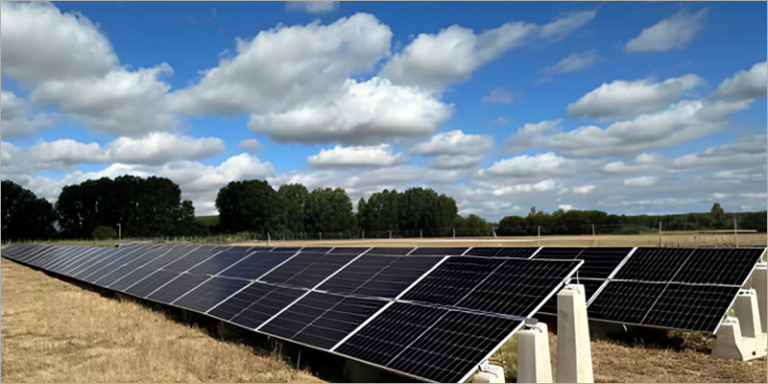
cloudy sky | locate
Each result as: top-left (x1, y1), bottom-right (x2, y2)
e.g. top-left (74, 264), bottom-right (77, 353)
top-left (1, 1), bottom-right (766, 220)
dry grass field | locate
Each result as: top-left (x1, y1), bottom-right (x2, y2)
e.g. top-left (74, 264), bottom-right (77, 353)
top-left (0, 258), bottom-right (321, 383)
top-left (232, 232), bottom-right (767, 249)
top-left (2, 235), bottom-right (767, 383)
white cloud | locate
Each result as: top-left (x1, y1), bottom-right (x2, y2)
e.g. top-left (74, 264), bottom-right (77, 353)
top-left (2, 133), bottom-right (225, 175)
top-left (505, 119), bottom-right (561, 152)
top-left (602, 134), bottom-right (767, 174)
top-left (489, 115), bottom-right (511, 127)
top-left (481, 88), bottom-right (518, 104)
top-left (573, 185), bottom-right (596, 194)
top-left (624, 176), bottom-right (660, 187)
top-left (238, 139), bottom-right (264, 153)
top-left (31, 64), bottom-right (177, 136)
top-left (429, 155), bottom-right (484, 170)
top-left (411, 130), bottom-right (494, 156)
top-left (307, 144), bottom-right (408, 168)
top-left (740, 193), bottom-right (768, 199)
top-left (1, 91), bottom-right (56, 139)
top-left (714, 61), bottom-right (768, 102)
top-left (558, 204), bottom-right (574, 211)
top-left (480, 152), bottom-right (587, 179)
top-left (509, 99), bottom-right (750, 157)
top-left (0, 2), bottom-right (118, 85)
top-left (285, 1), bottom-right (339, 14)
top-left (625, 9), bottom-right (708, 53)
top-left (566, 74), bottom-right (704, 120)
top-left (543, 50), bottom-right (600, 74)
top-left (169, 13), bottom-right (393, 117)
top-left (539, 10), bottom-right (597, 40)
top-left (380, 21), bottom-right (537, 90)
top-left (247, 77), bottom-right (452, 144)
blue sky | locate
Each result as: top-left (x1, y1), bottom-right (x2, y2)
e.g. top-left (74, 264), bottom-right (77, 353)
top-left (2, 1), bottom-right (766, 219)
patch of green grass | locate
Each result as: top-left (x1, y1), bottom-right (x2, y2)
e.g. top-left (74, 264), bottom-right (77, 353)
top-left (195, 215), bottom-right (220, 227)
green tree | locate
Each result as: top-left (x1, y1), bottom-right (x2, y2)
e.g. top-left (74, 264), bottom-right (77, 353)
top-left (305, 187), bottom-right (356, 233)
top-left (278, 183), bottom-right (309, 232)
top-left (1, 180), bottom-right (57, 240)
top-left (458, 214), bottom-right (491, 236)
top-left (710, 202), bottom-right (727, 229)
top-left (216, 180), bottom-right (285, 235)
top-left (92, 225), bottom-right (117, 240)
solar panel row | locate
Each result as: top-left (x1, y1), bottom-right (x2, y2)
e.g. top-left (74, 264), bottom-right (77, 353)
top-left (2, 243), bottom-right (582, 382)
top-left (587, 247), bottom-right (765, 332)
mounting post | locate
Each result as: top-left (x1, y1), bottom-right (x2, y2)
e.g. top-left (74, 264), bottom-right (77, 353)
top-left (517, 321), bottom-right (552, 383)
top-left (734, 217), bottom-right (738, 247)
top-left (714, 289), bottom-right (767, 361)
top-left (658, 221), bottom-right (662, 246)
top-left (556, 284), bottom-right (594, 383)
top-left (751, 263), bottom-right (768, 333)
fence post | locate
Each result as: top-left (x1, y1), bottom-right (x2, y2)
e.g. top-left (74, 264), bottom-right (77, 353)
top-left (420, 229), bottom-right (423, 239)
top-left (658, 221), bottom-right (662, 247)
top-left (734, 217), bottom-right (739, 247)
top-left (362, 230), bottom-right (365, 240)
top-left (452, 228), bottom-right (456, 238)
top-left (591, 224), bottom-right (595, 237)
top-left (267, 232), bottom-right (270, 246)
top-left (389, 230), bottom-right (392, 239)
top-left (319, 232), bottom-right (322, 241)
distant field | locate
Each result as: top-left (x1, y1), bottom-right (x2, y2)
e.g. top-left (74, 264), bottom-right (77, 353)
top-left (232, 232), bottom-right (768, 248)
top-left (195, 215), bottom-right (220, 227)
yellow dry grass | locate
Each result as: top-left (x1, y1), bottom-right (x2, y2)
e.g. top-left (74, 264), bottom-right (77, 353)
top-left (0, 258), bottom-right (321, 383)
top-left (232, 232), bottom-right (767, 249)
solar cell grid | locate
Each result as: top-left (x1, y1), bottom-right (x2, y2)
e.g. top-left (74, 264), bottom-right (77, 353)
top-left (570, 247), bottom-right (632, 279)
top-left (329, 247), bottom-right (369, 255)
top-left (94, 245), bottom-right (177, 287)
top-left (162, 246), bottom-right (230, 273)
top-left (259, 292), bottom-right (387, 350)
top-left (643, 284), bottom-right (740, 332)
top-left (109, 245), bottom-right (198, 291)
top-left (400, 257), bottom-right (506, 307)
top-left (75, 245), bottom-right (151, 280)
top-left (260, 252), bottom-right (359, 289)
top-left (612, 248), bottom-right (695, 282)
top-left (587, 281), bottom-right (666, 325)
top-left (174, 277), bottom-right (251, 313)
top-left (534, 247), bottom-right (584, 258)
top-left (210, 283), bottom-right (307, 329)
top-left (538, 277), bottom-right (605, 315)
top-left (367, 247), bottom-right (414, 256)
top-left (147, 273), bottom-right (210, 304)
top-left (335, 302), bottom-right (522, 383)
top-left (317, 255), bottom-right (441, 299)
top-left (187, 247), bottom-right (256, 276)
top-left (673, 248), bottom-right (764, 286)
top-left (82, 245), bottom-right (167, 284)
top-left (408, 247), bottom-right (467, 256)
top-left (219, 251), bottom-right (296, 280)
top-left (125, 270), bottom-right (181, 298)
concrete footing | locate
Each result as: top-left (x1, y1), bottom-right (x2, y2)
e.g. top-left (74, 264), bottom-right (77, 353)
top-left (556, 284), bottom-right (594, 383)
top-left (714, 290), bottom-right (767, 361)
top-left (517, 322), bottom-right (553, 383)
top-left (750, 263), bottom-right (767, 333)
top-left (471, 362), bottom-right (506, 383)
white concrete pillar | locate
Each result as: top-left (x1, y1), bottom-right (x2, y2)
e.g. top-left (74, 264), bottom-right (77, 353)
top-left (556, 284), bottom-right (594, 383)
top-left (472, 363), bottom-right (506, 383)
top-left (734, 289), bottom-right (762, 338)
top-left (517, 322), bottom-right (552, 383)
top-left (713, 316), bottom-right (746, 360)
top-left (751, 264), bottom-right (767, 334)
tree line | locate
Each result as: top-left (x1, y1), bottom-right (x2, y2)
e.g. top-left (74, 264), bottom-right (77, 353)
top-left (1, 177), bottom-right (765, 241)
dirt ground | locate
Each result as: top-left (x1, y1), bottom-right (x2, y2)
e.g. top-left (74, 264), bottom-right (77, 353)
top-left (231, 232), bottom-right (768, 249)
top-left (0, 258), bottom-right (321, 383)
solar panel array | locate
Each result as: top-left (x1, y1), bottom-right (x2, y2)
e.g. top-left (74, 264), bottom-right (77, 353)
top-left (1, 244), bottom-right (581, 383)
top-left (587, 247), bottom-right (766, 333)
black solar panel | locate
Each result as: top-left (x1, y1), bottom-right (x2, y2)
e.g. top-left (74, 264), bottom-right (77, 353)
top-left (538, 278), bottom-right (606, 315)
top-left (93, 245), bottom-right (177, 287)
top-left (317, 255), bottom-right (441, 299)
top-left (534, 247), bottom-right (584, 258)
top-left (219, 251), bottom-right (295, 280)
top-left (588, 281), bottom-right (666, 325)
top-left (612, 248), bottom-right (694, 281)
top-left (162, 246), bottom-right (230, 273)
top-left (402, 257), bottom-right (582, 317)
top-left (643, 284), bottom-right (741, 332)
top-left (674, 248), bottom-right (764, 285)
top-left (259, 292), bottom-right (387, 349)
top-left (147, 273), bottom-right (210, 304)
top-left (187, 247), bottom-right (256, 276)
top-left (464, 247), bottom-right (539, 258)
top-left (125, 270), bottom-right (181, 298)
top-left (335, 303), bottom-right (522, 383)
top-left (260, 252), bottom-right (358, 289)
top-left (328, 247), bottom-right (369, 255)
top-left (75, 245), bottom-right (150, 280)
top-left (174, 277), bottom-right (251, 313)
top-left (367, 247), bottom-right (414, 256)
top-left (209, 283), bottom-right (307, 329)
top-left (110, 245), bottom-right (198, 291)
top-left (408, 247), bottom-right (467, 256)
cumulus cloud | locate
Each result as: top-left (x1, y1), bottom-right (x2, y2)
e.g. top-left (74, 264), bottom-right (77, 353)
top-left (602, 134), bottom-right (767, 174)
top-left (479, 152), bottom-right (590, 179)
top-left (428, 155), bottom-right (484, 170)
top-left (566, 74), bottom-right (704, 120)
top-left (624, 176), bottom-right (660, 187)
top-left (543, 50), bottom-right (600, 74)
top-left (1, 91), bottom-right (57, 139)
top-left (625, 9), bottom-right (708, 53)
top-left (380, 21), bottom-right (537, 90)
top-left (489, 116), bottom-right (511, 127)
top-left (411, 130), bottom-right (494, 156)
top-left (247, 77), bottom-right (452, 144)
top-left (508, 99), bottom-right (750, 157)
top-left (170, 13), bottom-right (393, 117)
top-left (31, 64), bottom-right (177, 136)
top-left (0, 2), bottom-right (118, 84)
top-left (714, 61), bottom-right (768, 102)
top-left (285, 1), bottom-right (339, 14)
top-left (481, 88), bottom-right (518, 104)
top-left (539, 10), bottom-right (597, 40)
top-left (238, 139), bottom-right (264, 153)
top-left (558, 204), bottom-right (574, 211)
top-left (573, 185), bottom-right (596, 194)
top-left (307, 144), bottom-right (408, 168)
top-left (2, 133), bottom-right (225, 175)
